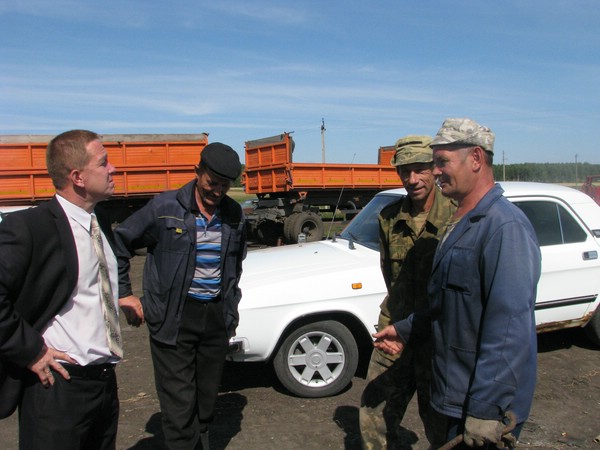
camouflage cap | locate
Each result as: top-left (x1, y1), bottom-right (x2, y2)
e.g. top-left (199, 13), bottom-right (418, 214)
top-left (430, 118), bottom-right (495, 154)
top-left (390, 135), bottom-right (433, 166)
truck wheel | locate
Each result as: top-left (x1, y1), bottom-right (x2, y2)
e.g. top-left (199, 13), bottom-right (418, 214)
top-left (584, 308), bottom-right (600, 347)
top-left (283, 213), bottom-right (298, 243)
top-left (273, 320), bottom-right (359, 398)
top-left (284, 212), bottom-right (324, 243)
top-left (256, 220), bottom-right (282, 246)
top-left (343, 200), bottom-right (358, 220)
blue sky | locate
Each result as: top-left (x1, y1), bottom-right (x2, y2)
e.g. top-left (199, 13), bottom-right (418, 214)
top-left (1, 1), bottom-right (599, 165)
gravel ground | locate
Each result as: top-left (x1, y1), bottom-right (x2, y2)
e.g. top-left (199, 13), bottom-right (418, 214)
top-left (1, 256), bottom-right (599, 449)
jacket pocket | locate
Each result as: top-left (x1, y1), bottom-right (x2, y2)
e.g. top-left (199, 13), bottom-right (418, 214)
top-left (157, 216), bottom-right (190, 252)
top-left (444, 246), bottom-right (474, 294)
top-left (444, 345), bottom-right (477, 407)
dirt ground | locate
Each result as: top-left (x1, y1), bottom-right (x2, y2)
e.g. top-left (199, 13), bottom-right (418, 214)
top-left (1, 255), bottom-right (599, 450)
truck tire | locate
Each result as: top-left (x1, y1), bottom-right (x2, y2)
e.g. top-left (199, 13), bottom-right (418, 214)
top-left (343, 200), bottom-right (359, 220)
top-left (584, 307), bottom-right (600, 347)
top-left (273, 320), bottom-right (359, 398)
top-left (282, 213), bottom-right (297, 243)
top-left (284, 212), bottom-right (324, 243)
top-left (256, 220), bottom-right (283, 246)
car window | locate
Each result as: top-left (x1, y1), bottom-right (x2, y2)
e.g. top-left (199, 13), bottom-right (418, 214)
top-left (340, 194), bottom-right (403, 250)
top-left (513, 201), bottom-right (587, 246)
top-left (558, 206), bottom-right (588, 243)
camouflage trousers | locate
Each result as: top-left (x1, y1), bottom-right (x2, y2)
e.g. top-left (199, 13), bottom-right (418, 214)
top-left (359, 345), bottom-right (447, 450)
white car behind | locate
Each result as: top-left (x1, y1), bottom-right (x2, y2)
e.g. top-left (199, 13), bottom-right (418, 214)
top-left (229, 182), bottom-right (600, 397)
top-left (0, 205), bottom-right (35, 223)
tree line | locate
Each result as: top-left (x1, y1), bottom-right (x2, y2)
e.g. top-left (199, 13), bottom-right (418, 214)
top-left (234, 163), bottom-right (600, 187)
top-left (493, 162), bottom-right (600, 184)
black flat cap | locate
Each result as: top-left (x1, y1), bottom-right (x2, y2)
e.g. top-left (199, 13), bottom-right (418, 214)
top-left (200, 142), bottom-right (242, 180)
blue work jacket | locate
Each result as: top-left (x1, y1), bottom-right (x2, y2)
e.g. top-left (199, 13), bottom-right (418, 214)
top-left (396, 184), bottom-right (541, 424)
top-left (114, 180), bottom-right (247, 345)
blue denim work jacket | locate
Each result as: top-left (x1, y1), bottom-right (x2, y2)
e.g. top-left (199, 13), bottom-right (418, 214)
top-left (396, 184), bottom-right (541, 424)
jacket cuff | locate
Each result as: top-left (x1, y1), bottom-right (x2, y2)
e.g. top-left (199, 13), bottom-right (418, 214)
top-left (467, 396), bottom-right (504, 421)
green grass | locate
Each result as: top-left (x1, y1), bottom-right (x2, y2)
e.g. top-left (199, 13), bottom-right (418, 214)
top-left (229, 187), bottom-right (256, 204)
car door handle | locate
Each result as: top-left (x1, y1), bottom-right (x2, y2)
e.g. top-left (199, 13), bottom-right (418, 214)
top-left (583, 250), bottom-right (598, 260)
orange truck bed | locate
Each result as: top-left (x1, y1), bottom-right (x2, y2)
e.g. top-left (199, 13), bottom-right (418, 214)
top-left (243, 133), bottom-right (401, 195)
top-left (241, 132), bottom-right (402, 245)
top-left (0, 133), bottom-right (208, 204)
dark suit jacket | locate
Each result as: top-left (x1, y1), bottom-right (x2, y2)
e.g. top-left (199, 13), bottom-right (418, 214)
top-left (0, 196), bottom-right (114, 418)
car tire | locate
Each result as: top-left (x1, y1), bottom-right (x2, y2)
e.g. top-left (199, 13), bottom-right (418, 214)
top-left (584, 307), bottom-right (600, 347)
top-left (273, 320), bottom-right (359, 398)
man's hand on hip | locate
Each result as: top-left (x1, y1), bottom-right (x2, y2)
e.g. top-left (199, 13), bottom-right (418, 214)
top-left (28, 345), bottom-right (76, 387)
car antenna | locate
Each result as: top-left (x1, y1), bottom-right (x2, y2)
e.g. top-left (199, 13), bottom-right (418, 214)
top-left (326, 152), bottom-right (357, 240)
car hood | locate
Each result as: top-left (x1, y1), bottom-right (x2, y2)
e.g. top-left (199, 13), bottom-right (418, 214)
top-left (239, 239), bottom-right (383, 310)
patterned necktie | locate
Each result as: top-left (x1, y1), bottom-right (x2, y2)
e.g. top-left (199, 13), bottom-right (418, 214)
top-left (90, 214), bottom-right (123, 358)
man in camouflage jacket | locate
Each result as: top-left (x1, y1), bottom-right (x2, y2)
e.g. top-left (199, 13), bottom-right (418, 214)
top-left (360, 135), bottom-right (455, 450)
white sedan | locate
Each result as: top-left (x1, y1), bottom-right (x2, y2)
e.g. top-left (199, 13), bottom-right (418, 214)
top-left (0, 205), bottom-right (35, 223)
top-left (229, 182), bottom-right (600, 398)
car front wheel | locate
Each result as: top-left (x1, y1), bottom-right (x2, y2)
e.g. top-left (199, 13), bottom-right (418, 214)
top-left (273, 320), bottom-right (359, 398)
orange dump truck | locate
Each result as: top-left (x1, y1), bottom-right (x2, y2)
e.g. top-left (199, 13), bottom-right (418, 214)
top-left (0, 133), bottom-right (208, 222)
top-left (243, 132), bottom-right (402, 244)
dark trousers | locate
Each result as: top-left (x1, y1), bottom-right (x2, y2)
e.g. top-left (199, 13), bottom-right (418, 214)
top-left (19, 364), bottom-right (119, 450)
top-left (360, 346), bottom-right (448, 449)
top-left (150, 297), bottom-right (228, 450)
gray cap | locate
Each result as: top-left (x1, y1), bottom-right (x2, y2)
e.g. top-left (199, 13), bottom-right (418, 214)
top-left (390, 135), bottom-right (433, 166)
top-left (200, 142), bottom-right (242, 180)
top-left (430, 118), bottom-right (495, 154)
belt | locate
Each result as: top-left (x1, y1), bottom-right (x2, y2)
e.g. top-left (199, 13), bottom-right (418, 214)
top-left (186, 294), bottom-right (222, 303)
top-left (60, 363), bottom-right (116, 380)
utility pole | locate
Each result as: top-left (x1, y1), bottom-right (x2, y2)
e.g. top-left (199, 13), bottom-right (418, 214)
top-left (502, 151), bottom-right (507, 182)
top-left (321, 118), bottom-right (326, 163)
top-left (575, 154), bottom-right (579, 187)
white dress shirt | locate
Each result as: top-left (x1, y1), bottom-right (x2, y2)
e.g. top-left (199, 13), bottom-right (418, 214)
top-left (41, 195), bottom-right (120, 365)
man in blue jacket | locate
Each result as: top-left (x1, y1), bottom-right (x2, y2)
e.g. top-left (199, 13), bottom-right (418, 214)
top-left (374, 118), bottom-right (541, 448)
top-left (114, 142), bottom-right (247, 450)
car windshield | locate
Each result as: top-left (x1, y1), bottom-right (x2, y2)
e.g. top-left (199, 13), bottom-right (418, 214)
top-left (339, 194), bottom-right (403, 250)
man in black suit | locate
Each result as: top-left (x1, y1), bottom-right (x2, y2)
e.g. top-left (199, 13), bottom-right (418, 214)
top-left (0, 130), bottom-right (123, 449)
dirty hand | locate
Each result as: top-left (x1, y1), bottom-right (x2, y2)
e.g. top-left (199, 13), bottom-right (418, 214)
top-left (372, 325), bottom-right (404, 355)
top-left (28, 345), bottom-right (76, 387)
top-left (463, 416), bottom-right (504, 447)
top-left (119, 295), bottom-right (144, 327)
